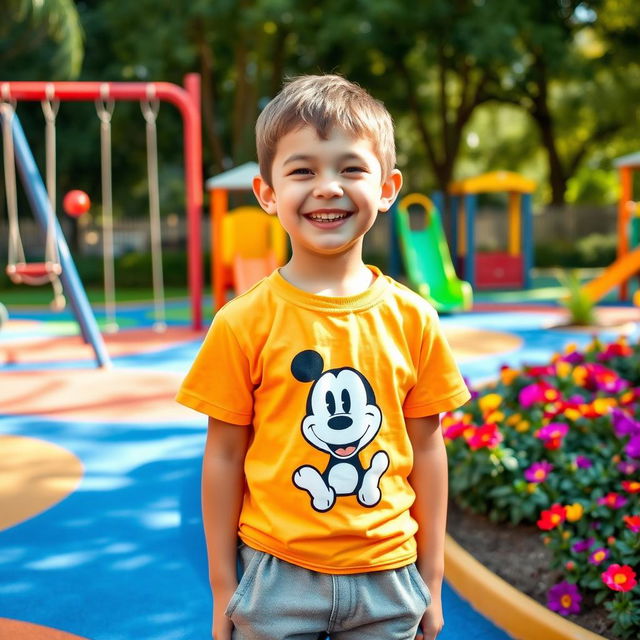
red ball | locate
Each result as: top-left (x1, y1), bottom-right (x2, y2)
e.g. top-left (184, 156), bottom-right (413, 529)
top-left (63, 190), bottom-right (91, 217)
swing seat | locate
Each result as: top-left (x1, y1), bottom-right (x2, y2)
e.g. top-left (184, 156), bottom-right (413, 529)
top-left (6, 261), bottom-right (62, 285)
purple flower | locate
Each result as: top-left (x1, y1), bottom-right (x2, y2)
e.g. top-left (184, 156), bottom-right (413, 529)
top-left (618, 460), bottom-right (639, 475)
top-left (524, 461), bottom-right (554, 483)
top-left (562, 351), bottom-right (584, 365)
top-left (537, 422), bottom-right (569, 441)
top-left (575, 455), bottom-right (593, 469)
top-left (626, 435), bottom-right (640, 459)
top-left (571, 537), bottom-right (595, 553)
top-left (611, 409), bottom-right (640, 438)
top-left (547, 581), bottom-right (582, 616)
top-left (589, 548), bottom-right (610, 565)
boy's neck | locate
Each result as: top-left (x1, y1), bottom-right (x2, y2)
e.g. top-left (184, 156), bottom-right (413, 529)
top-left (280, 249), bottom-right (374, 297)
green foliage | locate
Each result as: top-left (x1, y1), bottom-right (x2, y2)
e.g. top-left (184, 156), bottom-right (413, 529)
top-left (0, 251), bottom-right (210, 290)
top-left (0, 0), bottom-right (84, 79)
top-left (446, 337), bottom-right (640, 632)
top-left (535, 233), bottom-right (617, 268)
top-left (557, 269), bottom-right (596, 325)
top-left (2, 0), bottom-right (640, 220)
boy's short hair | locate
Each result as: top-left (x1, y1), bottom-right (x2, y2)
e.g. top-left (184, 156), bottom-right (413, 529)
top-left (256, 74), bottom-right (396, 186)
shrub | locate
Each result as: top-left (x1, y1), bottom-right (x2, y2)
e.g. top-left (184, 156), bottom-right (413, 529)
top-left (446, 338), bottom-right (640, 637)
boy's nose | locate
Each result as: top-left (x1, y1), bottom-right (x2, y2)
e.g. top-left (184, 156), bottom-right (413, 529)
top-left (313, 176), bottom-right (343, 198)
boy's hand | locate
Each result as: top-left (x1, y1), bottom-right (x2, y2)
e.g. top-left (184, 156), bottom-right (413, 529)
top-left (212, 584), bottom-right (235, 640)
top-left (417, 596), bottom-right (444, 640)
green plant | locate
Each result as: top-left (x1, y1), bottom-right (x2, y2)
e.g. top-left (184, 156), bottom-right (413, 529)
top-left (557, 269), bottom-right (596, 326)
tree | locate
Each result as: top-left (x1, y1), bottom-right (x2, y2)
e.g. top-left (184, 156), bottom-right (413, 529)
top-left (0, 0), bottom-right (84, 79)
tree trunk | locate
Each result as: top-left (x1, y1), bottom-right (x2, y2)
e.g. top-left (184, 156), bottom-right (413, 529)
top-left (197, 36), bottom-right (225, 175)
top-left (529, 56), bottom-right (567, 206)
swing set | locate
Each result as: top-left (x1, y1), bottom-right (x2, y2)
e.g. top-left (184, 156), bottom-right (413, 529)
top-left (0, 76), bottom-right (204, 365)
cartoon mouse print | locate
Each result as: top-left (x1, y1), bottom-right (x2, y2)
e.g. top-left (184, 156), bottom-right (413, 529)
top-left (291, 349), bottom-right (389, 512)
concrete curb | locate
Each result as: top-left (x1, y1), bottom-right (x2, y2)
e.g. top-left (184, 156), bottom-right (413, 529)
top-left (444, 534), bottom-right (606, 640)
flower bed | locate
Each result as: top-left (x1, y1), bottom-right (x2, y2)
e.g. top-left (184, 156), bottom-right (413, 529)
top-left (445, 337), bottom-right (640, 639)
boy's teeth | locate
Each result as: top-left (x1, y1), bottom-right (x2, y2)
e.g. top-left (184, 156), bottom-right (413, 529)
top-left (308, 212), bottom-right (348, 221)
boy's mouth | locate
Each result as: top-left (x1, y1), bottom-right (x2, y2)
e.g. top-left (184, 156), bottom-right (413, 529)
top-left (303, 210), bottom-right (353, 225)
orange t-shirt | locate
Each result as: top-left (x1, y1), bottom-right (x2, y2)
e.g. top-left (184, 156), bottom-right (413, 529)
top-left (176, 266), bottom-right (470, 574)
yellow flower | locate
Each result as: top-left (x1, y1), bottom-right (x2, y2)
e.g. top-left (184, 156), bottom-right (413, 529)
top-left (592, 397), bottom-right (617, 416)
top-left (506, 413), bottom-right (522, 427)
top-left (556, 361), bottom-right (572, 378)
top-left (515, 420), bottom-right (531, 433)
top-left (572, 365), bottom-right (587, 386)
top-left (485, 410), bottom-right (505, 424)
top-left (500, 368), bottom-right (520, 385)
top-left (527, 483), bottom-right (537, 494)
top-left (621, 391), bottom-right (635, 405)
top-left (463, 427), bottom-right (475, 441)
top-left (565, 503), bottom-right (584, 522)
top-left (479, 393), bottom-right (502, 413)
top-left (564, 343), bottom-right (579, 354)
top-left (564, 408), bottom-right (582, 421)
top-left (562, 530), bottom-right (571, 540)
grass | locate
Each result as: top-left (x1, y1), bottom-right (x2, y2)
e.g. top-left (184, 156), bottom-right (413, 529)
top-left (0, 285), bottom-right (191, 308)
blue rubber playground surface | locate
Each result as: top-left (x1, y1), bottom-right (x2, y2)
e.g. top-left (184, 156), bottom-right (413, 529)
top-left (1, 298), bottom-right (637, 640)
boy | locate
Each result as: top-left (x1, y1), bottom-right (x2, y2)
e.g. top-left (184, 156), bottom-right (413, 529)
top-left (176, 75), bottom-right (470, 640)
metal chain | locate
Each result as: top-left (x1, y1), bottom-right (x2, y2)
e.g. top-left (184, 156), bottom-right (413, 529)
top-left (95, 84), bottom-right (118, 332)
top-left (141, 84), bottom-right (166, 332)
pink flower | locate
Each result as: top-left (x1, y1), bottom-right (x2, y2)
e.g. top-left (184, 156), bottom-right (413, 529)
top-left (618, 460), bottom-right (639, 475)
top-left (519, 382), bottom-right (560, 408)
top-left (443, 421), bottom-right (467, 440)
top-left (467, 424), bottom-right (503, 450)
top-left (524, 461), bottom-right (554, 483)
top-left (536, 422), bottom-right (569, 449)
top-left (597, 492), bottom-right (628, 509)
top-left (601, 564), bottom-right (637, 592)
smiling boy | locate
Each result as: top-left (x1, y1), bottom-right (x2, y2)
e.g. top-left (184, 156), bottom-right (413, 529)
top-left (176, 75), bottom-right (470, 640)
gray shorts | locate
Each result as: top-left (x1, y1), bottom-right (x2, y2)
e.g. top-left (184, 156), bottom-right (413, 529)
top-left (225, 542), bottom-right (431, 640)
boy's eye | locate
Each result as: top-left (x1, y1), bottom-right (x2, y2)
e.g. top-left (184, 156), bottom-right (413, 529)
top-left (290, 167), bottom-right (312, 175)
top-left (343, 166), bottom-right (366, 174)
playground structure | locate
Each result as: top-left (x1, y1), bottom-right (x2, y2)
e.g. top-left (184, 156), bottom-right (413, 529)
top-left (448, 171), bottom-right (535, 290)
top-left (0, 77), bottom-right (204, 367)
top-left (206, 162), bottom-right (287, 311)
top-left (395, 193), bottom-right (473, 312)
top-left (580, 152), bottom-right (640, 305)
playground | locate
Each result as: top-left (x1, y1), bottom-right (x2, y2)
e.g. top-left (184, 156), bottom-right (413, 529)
top-left (1, 67), bottom-right (640, 640)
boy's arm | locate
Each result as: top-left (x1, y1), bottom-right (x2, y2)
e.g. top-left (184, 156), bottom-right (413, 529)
top-left (202, 416), bottom-right (251, 640)
top-left (407, 414), bottom-right (448, 640)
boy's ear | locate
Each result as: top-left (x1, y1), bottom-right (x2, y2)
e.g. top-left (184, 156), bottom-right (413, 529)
top-left (253, 175), bottom-right (277, 215)
top-left (379, 169), bottom-right (403, 213)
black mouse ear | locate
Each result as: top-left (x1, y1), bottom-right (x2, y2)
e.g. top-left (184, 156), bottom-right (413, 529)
top-left (291, 350), bottom-right (324, 382)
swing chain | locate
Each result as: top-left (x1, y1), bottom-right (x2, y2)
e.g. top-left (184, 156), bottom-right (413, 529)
top-left (41, 84), bottom-right (60, 122)
top-left (95, 83), bottom-right (115, 124)
top-left (141, 84), bottom-right (160, 124)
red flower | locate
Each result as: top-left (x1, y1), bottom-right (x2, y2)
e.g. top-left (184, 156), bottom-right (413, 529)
top-left (467, 424), bottom-right (503, 450)
top-left (537, 504), bottom-right (566, 530)
top-left (621, 480), bottom-right (640, 494)
top-left (601, 564), bottom-right (637, 592)
top-left (623, 515), bottom-right (640, 533)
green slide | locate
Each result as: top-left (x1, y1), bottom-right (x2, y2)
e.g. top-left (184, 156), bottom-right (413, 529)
top-left (395, 194), bottom-right (473, 313)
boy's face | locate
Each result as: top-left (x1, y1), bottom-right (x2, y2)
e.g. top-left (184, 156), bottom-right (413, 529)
top-left (254, 125), bottom-right (401, 260)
